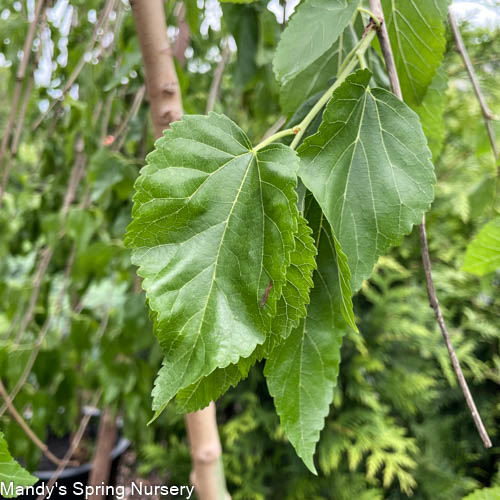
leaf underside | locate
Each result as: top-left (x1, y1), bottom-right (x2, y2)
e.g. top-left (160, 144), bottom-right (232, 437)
top-left (125, 112), bottom-right (300, 414)
top-left (463, 217), bottom-right (500, 276)
top-left (265, 195), bottom-right (348, 474)
top-left (298, 69), bottom-right (436, 290)
top-left (381, 0), bottom-right (450, 107)
top-left (273, 0), bottom-right (360, 114)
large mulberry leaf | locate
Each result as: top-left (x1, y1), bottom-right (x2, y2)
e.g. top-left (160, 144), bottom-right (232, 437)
top-left (381, 0), bottom-right (450, 107)
top-left (175, 214), bottom-right (317, 413)
top-left (298, 70), bottom-right (435, 290)
top-left (264, 195), bottom-right (348, 474)
top-left (125, 113), bottom-right (300, 414)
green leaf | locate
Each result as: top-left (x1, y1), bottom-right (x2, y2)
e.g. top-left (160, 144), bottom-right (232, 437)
top-left (381, 0), bottom-right (450, 106)
top-left (273, 0), bottom-right (360, 114)
top-left (125, 112), bottom-right (300, 415)
top-left (463, 487), bottom-right (500, 500)
top-left (176, 355), bottom-right (256, 413)
top-left (265, 195), bottom-right (348, 474)
top-left (279, 23), bottom-right (360, 115)
top-left (175, 214), bottom-right (317, 413)
top-left (463, 218), bottom-right (500, 276)
top-left (0, 431), bottom-right (37, 497)
top-left (414, 67), bottom-right (448, 160)
top-left (298, 70), bottom-right (435, 290)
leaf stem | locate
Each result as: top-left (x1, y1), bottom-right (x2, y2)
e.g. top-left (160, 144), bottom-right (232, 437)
top-left (357, 7), bottom-right (381, 28)
top-left (253, 127), bottom-right (297, 151)
top-left (289, 27), bottom-right (377, 150)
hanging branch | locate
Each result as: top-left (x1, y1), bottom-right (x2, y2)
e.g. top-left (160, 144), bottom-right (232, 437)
top-left (448, 10), bottom-right (498, 164)
top-left (130, 1), bottom-right (230, 497)
top-left (205, 43), bottom-right (230, 114)
top-left (36, 390), bottom-right (102, 500)
top-left (0, 380), bottom-right (78, 468)
top-left (173, 3), bottom-right (191, 67)
top-left (32, 0), bottom-right (117, 131)
top-left (111, 85), bottom-right (146, 151)
top-left (0, 243), bottom-right (77, 418)
top-left (0, 0), bottom-right (46, 170)
top-left (369, 0), bottom-right (492, 449)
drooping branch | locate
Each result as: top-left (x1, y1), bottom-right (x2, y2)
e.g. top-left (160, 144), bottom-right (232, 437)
top-left (205, 43), bottom-right (230, 114)
top-left (0, 380), bottom-right (77, 468)
top-left (130, 2), bottom-right (230, 497)
top-left (32, 0), bottom-right (117, 131)
top-left (173, 3), bottom-right (191, 67)
top-left (111, 85), bottom-right (146, 151)
top-left (0, 0), bottom-right (45, 170)
top-left (448, 10), bottom-right (498, 164)
top-left (36, 390), bottom-right (102, 500)
top-left (369, 0), bottom-right (492, 449)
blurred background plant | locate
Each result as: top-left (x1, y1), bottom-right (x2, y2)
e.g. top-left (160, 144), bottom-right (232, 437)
top-left (0, 0), bottom-right (498, 498)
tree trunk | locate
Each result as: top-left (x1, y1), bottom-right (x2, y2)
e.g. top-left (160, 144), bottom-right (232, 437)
top-left (88, 407), bottom-right (118, 500)
top-left (130, 1), bottom-right (230, 498)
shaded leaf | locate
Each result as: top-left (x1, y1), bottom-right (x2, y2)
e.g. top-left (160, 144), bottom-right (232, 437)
top-left (273, 0), bottom-right (360, 114)
top-left (0, 431), bottom-right (37, 497)
top-left (381, 0), bottom-right (450, 106)
top-left (175, 214), bottom-right (317, 413)
top-left (125, 113), bottom-right (299, 415)
top-left (264, 195), bottom-right (349, 474)
top-left (463, 218), bottom-right (500, 276)
top-left (298, 70), bottom-right (435, 290)
top-left (414, 67), bottom-right (448, 159)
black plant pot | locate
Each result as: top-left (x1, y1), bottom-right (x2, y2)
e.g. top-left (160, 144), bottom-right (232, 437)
top-left (13, 437), bottom-right (130, 500)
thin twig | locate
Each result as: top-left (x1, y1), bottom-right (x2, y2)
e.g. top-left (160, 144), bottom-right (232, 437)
top-left (448, 10), bottom-right (498, 163)
top-left (0, 0), bottom-right (46, 170)
top-left (112, 85), bottom-right (146, 151)
top-left (32, 0), bottom-right (117, 131)
top-left (368, 0), bottom-right (492, 448)
top-left (173, 3), bottom-right (191, 66)
top-left (0, 380), bottom-right (78, 468)
top-left (13, 247), bottom-right (54, 345)
top-left (261, 116), bottom-right (287, 141)
top-left (0, 244), bottom-right (77, 418)
top-left (36, 390), bottom-right (102, 500)
top-left (205, 43), bottom-right (230, 114)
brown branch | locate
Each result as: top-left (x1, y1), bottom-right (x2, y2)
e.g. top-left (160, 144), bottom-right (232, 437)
top-left (0, 0), bottom-right (45, 170)
top-left (131, 1), bottom-right (230, 497)
top-left (32, 0), bottom-right (117, 131)
top-left (0, 380), bottom-right (78, 468)
top-left (37, 390), bottom-right (102, 500)
top-left (13, 246), bottom-right (54, 345)
top-left (112, 85), bottom-right (146, 151)
top-left (173, 3), bottom-right (191, 67)
top-left (448, 10), bottom-right (498, 163)
top-left (87, 407), bottom-right (118, 500)
top-left (0, 243), bottom-right (77, 418)
top-left (369, 0), bottom-right (492, 448)
top-left (130, 0), bottom-right (183, 138)
top-left (205, 43), bottom-right (230, 114)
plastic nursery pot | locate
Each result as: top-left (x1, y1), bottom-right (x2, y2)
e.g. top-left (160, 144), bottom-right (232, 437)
top-left (4, 410), bottom-right (130, 500)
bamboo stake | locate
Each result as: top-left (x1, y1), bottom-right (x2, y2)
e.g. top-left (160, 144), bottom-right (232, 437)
top-left (369, 0), bottom-right (492, 449)
top-left (130, 1), bottom-right (230, 497)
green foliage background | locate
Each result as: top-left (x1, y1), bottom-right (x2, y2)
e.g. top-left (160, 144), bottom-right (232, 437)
top-left (0, 0), bottom-right (498, 498)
